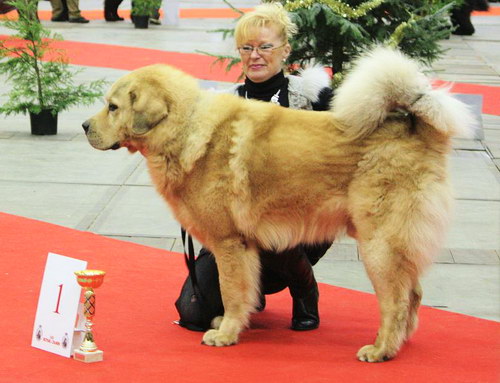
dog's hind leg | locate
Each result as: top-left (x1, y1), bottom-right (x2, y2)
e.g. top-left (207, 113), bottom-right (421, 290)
top-left (202, 238), bottom-right (260, 347)
top-left (356, 239), bottom-right (421, 362)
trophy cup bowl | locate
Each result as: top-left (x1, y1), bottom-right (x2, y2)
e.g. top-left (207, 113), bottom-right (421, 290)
top-left (73, 270), bottom-right (106, 363)
top-left (75, 270), bottom-right (105, 288)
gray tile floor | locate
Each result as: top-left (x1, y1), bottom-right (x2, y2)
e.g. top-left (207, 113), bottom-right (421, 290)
top-left (0, 1), bottom-right (499, 321)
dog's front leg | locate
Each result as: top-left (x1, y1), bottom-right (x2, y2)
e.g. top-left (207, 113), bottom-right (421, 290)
top-left (202, 238), bottom-right (260, 347)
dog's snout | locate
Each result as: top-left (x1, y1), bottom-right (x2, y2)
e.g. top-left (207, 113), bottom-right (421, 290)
top-left (82, 120), bottom-right (90, 134)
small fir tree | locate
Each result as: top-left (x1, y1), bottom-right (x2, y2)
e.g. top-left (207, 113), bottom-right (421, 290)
top-left (0, 0), bottom-right (106, 117)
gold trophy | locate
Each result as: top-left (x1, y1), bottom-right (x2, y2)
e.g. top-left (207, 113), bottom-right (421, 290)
top-left (73, 270), bottom-right (106, 363)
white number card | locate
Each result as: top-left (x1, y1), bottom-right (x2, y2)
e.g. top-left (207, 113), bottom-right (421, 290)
top-left (32, 253), bottom-right (87, 358)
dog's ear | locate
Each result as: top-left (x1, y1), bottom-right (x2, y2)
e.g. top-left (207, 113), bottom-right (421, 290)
top-left (129, 86), bottom-right (168, 135)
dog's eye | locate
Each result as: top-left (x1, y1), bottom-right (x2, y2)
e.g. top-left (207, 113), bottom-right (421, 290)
top-left (108, 103), bottom-right (118, 112)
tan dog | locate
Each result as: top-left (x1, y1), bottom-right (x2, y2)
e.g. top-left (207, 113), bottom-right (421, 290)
top-left (83, 47), bottom-right (473, 362)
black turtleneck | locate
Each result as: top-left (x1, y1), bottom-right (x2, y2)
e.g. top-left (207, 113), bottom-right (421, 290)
top-left (237, 71), bottom-right (290, 107)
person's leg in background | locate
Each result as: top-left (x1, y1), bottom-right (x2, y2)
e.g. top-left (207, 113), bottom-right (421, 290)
top-left (451, 0), bottom-right (489, 36)
top-left (104, 0), bottom-right (124, 21)
top-left (150, 7), bottom-right (161, 25)
top-left (50, 0), bottom-right (67, 21)
top-left (64, 0), bottom-right (89, 23)
top-left (149, 0), bottom-right (162, 25)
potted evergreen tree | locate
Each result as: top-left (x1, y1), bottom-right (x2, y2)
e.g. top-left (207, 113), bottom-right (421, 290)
top-left (131, 0), bottom-right (161, 29)
top-left (0, 0), bottom-right (105, 135)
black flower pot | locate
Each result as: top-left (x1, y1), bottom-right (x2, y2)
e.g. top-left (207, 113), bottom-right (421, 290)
top-left (29, 109), bottom-right (58, 135)
top-left (133, 15), bottom-right (149, 29)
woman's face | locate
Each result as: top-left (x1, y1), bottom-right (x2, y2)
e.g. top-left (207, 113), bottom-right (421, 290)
top-left (239, 25), bottom-right (291, 83)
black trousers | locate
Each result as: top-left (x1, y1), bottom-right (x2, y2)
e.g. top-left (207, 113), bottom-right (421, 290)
top-left (260, 243), bottom-right (328, 297)
top-left (175, 242), bottom-right (331, 330)
top-left (104, 0), bottom-right (122, 17)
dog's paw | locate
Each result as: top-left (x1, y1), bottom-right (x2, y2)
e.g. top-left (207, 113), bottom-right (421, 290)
top-left (202, 329), bottom-right (238, 347)
top-left (357, 344), bottom-right (394, 363)
top-left (210, 316), bottom-right (223, 330)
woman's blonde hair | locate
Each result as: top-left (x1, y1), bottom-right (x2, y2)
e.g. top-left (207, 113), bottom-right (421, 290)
top-left (234, 2), bottom-right (298, 46)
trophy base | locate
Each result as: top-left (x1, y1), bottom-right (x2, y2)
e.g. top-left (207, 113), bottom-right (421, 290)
top-left (73, 349), bottom-right (104, 363)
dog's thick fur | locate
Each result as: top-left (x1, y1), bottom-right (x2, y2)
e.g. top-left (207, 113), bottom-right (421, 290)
top-left (83, 47), bottom-right (474, 362)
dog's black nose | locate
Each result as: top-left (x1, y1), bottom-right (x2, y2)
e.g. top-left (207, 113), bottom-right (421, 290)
top-left (82, 120), bottom-right (90, 134)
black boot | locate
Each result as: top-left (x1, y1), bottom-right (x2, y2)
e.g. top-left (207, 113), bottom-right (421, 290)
top-left (104, 0), bottom-right (124, 21)
top-left (451, 4), bottom-right (475, 36)
top-left (291, 283), bottom-right (319, 331)
top-left (286, 247), bottom-right (320, 331)
top-left (259, 245), bottom-right (322, 330)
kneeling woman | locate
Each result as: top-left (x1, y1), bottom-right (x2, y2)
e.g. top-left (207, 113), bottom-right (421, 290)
top-left (176, 3), bottom-right (333, 332)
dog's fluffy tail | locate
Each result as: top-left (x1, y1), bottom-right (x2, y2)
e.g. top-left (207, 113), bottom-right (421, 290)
top-left (332, 46), bottom-right (476, 140)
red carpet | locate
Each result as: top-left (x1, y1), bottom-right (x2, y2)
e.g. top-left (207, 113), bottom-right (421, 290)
top-left (0, 35), bottom-right (242, 82)
top-left (0, 212), bottom-right (498, 382)
top-left (435, 81), bottom-right (500, 116)
top-left (0, 7), bottom-right (254, 21)
top-left (473, 7), bottom-right (500, 16)
top-left (47, 39), bottom-right (243, 82)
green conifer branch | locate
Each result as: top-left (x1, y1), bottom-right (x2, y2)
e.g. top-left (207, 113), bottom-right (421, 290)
top-left (283, 0), bottom-right (385, 19)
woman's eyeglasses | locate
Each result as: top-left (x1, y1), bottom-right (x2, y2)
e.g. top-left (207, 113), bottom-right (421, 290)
top-left (238, 43), bottom-right (286, 56)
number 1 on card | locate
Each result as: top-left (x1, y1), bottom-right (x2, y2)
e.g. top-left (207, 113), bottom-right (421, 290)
top-left (54, 284), bottom-right (63, 314)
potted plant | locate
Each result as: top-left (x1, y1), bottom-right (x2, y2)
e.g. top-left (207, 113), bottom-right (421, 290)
top-left (0, 0), bottom-right (105, 135)
top-left (131, 0), bottom-right (161, 29)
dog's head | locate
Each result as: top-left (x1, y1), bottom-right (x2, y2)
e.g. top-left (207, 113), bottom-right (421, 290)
top-left (82, 64), bottom-right (200, 153)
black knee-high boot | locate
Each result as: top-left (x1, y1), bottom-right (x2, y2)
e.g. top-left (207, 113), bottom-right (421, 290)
top-left (291, 284), bottom-right (319, 330)
top-left (288, 257), bottom-right (320, 331)
top-left (260, 245), bottom-right (321, 331)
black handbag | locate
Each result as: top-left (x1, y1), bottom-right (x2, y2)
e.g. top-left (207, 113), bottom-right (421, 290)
top-left (174, 229), bottom-right (224, 331)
